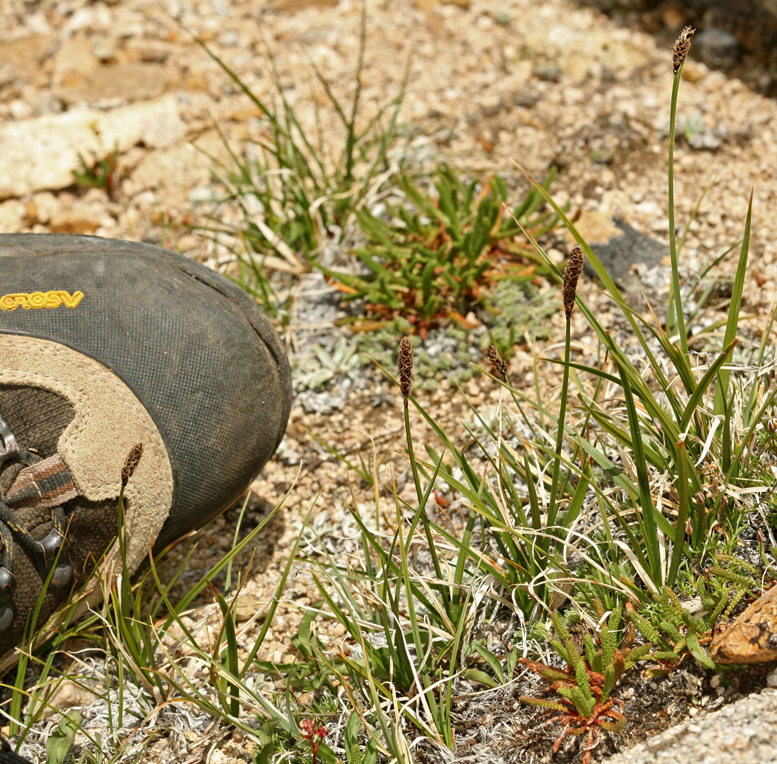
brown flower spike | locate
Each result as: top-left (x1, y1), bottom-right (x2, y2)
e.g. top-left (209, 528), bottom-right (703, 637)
top-left (563, 246), bottom-right (584, 320)
top-left (121, 443), bottom-right (143, 487)
top-left (672, 26), bottom-right (695, 75)
top-left (484, 344), bottom-right (508, 379)
top-left (398, 336), bottom-right (414, 397)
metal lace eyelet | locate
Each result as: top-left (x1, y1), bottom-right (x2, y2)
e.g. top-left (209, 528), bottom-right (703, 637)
top-left (0, 414), bottom-right (20, 469)
top-left (35, 531), bottom-right (73, 588)
top-left (0, 566), bottom-right (16, 631)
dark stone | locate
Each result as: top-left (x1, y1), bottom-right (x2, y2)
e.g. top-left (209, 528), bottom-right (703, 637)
top-left (694, 28), bottom-right (741, 70)
top-left (586, 218), bottom-right (668, 296)
top-left (574, 1), bottom-right (777, 95)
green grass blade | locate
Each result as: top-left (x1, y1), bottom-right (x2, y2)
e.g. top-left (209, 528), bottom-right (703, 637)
top-left (714, 190), bottom-right (753, 416)
top-left (667, 66), bottom-right (689, 354)
top-left (667, 439), bottom-right (690, 587)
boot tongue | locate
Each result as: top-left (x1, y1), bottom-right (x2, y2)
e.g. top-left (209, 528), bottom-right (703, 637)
top-left (3, 455), bottom-right (78, 511)
top-left (0, 408), bottom-right (79, 512)
top-left (0, 387), bottom-right (77, 502)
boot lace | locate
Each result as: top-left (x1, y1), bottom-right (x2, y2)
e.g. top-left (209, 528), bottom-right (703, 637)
top-left (0, 415), bottom-right (73, 631)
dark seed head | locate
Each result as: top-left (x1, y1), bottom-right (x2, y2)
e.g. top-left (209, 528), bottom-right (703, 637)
top-left (562, 246), bottom-right (585, 320)
top-left (672, 26), bottom-right (695, 75)
top-left (121, 443), bottom-right (143, 487)
top-left (398, 336), bottom-right (414, 397)
top-left (484, 344), bottom-right (508, 379)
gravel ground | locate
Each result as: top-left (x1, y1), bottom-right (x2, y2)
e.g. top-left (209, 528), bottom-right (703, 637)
top-left (2, 0), bottom-right (777, 762)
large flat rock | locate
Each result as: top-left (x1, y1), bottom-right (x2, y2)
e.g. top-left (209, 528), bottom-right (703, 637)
top-left (0, 95), bottom-right (184, 200)
top-left (604, 689), bottom-right (777, 764)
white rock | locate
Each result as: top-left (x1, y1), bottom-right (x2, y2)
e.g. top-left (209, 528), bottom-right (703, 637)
top-left (0, 96), bottom-right (184, 199)
top-left (25, 12), bottom-right (53, 35)
top-left (133, 143), bottom-right (211, 195)
top-left (39, 679), bottom-right (96, 719)
top-left (681, 596), bottom-right (703, 615)
top-left (91, 35), bottom-right (118, 62)
top-left (28, 192), bottom-right (62, 224)
top-left (9, 100), bottom-right (33, 120)
top-left (768, 667), bottom-right (777, 687)
top-left (141, 98), bottom-right (186, 149)
top-left (63, 6), bottom-right (112, 35)
top-left (133, 130), bottom-right (228, 197)
top-left (0, 200), bottom-right (25, 233)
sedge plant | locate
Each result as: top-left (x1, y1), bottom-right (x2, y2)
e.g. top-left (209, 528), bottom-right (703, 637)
top-left (234, 22), bottom-right (776, 763)
top-left (284, 337), bottom-right (526, 752)
top-left (324, 28), bottom-right (777, 749)
top-left (501, 25), bottom-right (771, 604)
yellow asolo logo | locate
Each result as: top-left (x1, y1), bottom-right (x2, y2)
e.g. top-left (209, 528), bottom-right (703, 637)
top-left (0, 291), bottom-right (84, 311)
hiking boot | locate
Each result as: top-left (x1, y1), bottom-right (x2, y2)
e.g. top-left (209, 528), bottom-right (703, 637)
top-left (0, 234), bottom-right (292, 671)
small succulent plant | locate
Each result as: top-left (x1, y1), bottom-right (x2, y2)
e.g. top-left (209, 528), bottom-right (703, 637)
top-left (518, 603), bottom-right (651, 764)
